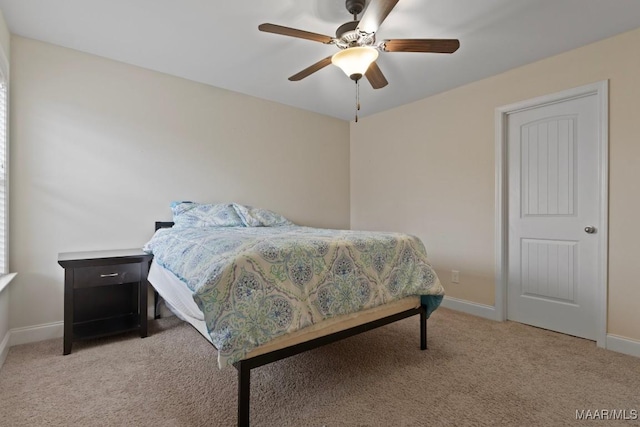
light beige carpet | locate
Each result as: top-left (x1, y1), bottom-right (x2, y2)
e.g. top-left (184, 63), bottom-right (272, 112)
top-left (0, 308), bottom-right (638, 427)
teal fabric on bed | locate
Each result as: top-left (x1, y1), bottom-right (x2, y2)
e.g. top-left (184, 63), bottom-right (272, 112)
top-left (421, 294), bottom-right (444, 318)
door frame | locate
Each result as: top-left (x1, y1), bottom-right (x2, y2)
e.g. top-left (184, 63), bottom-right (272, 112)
top-left (494, 81), bottom-right (609, 347)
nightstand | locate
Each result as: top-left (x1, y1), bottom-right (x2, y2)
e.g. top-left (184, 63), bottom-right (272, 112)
top-left (58, 249), bottom-right (153, 355)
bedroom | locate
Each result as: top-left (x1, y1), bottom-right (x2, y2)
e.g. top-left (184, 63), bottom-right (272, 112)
top-left (0, 1), bottom-right (639, 425)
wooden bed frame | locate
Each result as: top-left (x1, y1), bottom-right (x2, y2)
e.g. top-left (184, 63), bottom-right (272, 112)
top-left (152, 221), bottom-right (428, 427)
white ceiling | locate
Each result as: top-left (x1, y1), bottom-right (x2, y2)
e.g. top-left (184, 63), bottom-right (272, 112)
top-left (1, 0), bottom-right (640, 121)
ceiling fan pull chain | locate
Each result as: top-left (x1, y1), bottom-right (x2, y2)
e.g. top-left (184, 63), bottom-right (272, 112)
top-left (355, 80), bottom-right (360, 122)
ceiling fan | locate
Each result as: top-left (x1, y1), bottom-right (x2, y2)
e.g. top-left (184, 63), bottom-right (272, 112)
top-left (258, 0), bottom-right (460, 89)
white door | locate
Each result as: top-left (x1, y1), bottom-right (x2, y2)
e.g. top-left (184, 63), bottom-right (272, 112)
top-left (507, 93), bottom-right (601, 340)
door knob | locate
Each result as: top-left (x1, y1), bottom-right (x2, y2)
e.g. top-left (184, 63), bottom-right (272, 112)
top-left (584, 226), bottom-right (597, 234)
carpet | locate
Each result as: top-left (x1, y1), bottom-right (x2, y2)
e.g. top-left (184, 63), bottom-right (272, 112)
top-left (0, 308), bottom-right (638, 426)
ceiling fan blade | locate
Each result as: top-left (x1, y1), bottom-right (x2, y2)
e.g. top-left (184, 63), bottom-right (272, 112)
top-left (258, 23), bottom-right (333, 44)
top-left (365, 62), bottom-right (388, 89)
top-left (384, 39), bottom-right (460, 53)
top-left (289, 56), bottom-right (334, 81)
top-left (357, 0), bottom-right (399, 34)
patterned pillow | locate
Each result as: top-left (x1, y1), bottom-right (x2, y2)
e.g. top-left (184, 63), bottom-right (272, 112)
top-left (232, 204), bottom-right (294, 227)
top-left (171, 201), bottom-right (245, 228)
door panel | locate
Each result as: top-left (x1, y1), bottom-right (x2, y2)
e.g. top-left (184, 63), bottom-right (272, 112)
top-left (507, 94), bottom-right (599, 340)
top-left (521, 117), bottom-right (576, 216)
top-left (521, 239), bottom-right (576, 303)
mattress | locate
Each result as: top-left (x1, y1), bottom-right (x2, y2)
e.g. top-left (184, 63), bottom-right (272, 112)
top-left (148, 260), bottom-right (422, 360)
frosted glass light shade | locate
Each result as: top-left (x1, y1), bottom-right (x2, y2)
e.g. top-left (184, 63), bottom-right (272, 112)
top-left (331, 47), bottom-right (379, 81)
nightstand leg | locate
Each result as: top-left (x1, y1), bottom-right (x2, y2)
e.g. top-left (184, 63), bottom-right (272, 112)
top-left (63, 333), bottom-right (72, 355)
top-left (63, 269), bottom-right (73, 355)
top-left (140, 279), bottom-right (148, 338)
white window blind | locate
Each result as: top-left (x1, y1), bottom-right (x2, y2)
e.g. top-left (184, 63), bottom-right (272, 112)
top-left (0, 77), bottom-right (6, 275)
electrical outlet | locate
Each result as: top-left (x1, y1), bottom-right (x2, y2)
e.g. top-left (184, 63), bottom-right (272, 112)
top-left (451, 270), bottom-right (460, 284)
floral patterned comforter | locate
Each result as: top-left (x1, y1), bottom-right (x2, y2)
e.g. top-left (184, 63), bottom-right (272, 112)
top-left (144, 225), bottom-right (444, 367)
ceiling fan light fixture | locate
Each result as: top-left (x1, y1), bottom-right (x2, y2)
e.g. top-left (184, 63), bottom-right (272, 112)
top-left (331, 46), bottom-right (378, 81)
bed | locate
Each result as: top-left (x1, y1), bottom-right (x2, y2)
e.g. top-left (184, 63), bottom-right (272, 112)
top-left (144, 202), bottom-right (444, 426)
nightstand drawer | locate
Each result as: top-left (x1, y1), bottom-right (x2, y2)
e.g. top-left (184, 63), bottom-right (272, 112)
top-left (74, 263), bottom-right (141, 288)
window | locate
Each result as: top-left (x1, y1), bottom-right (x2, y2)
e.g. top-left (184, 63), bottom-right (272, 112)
top-left (0, 51), bottom-right (7, 275)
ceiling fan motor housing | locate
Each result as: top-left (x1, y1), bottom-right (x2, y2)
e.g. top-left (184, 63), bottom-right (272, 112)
top-left (336, 21), bottom-right (359, 40)
top-left (345, 0), bottom-right (366, 16)
top-left (335, 20), bottom-right (376, 49)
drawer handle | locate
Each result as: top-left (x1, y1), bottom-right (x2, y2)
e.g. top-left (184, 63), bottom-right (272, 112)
top-left (100, 273), bottom-right (119, 278)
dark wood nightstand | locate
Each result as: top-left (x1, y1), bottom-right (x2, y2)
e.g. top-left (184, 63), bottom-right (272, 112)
top-left (58, 249), bottom-right (153, 355)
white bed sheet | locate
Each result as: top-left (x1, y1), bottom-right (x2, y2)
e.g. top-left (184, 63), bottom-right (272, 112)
top-left (148, 260), bottom-right (212, 343)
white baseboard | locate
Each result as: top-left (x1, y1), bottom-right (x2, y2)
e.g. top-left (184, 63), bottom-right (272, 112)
top-left (9, 321), bottom-right (63, 347)
top-left (2, 311), bottom-right (637, 369)
top-left (440, 297), bottom-right (640, 359)
top-left (439, 296), bottom-right (497, 320)
top-left (0, 330), bottom-right (10, 370)
top-left (606, 334), bottom-right (640, 358)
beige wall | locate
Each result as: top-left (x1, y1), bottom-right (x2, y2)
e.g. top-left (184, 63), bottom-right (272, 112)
top-left (7, 27), bottom-right (640, 343)
top-left (9, 36), bottom-right (350, 330)
top-left (351, 28), bottom-right (640, 341)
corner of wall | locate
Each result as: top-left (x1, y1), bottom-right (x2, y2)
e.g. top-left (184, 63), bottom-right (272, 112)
top-left (0, 327), bottom-right (9, 370)
top-left (0, 285), bottom-right (10, 370)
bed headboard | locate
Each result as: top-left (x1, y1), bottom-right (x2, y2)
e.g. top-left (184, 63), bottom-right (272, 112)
top-left (155, 221), bottom-right (175, 231)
